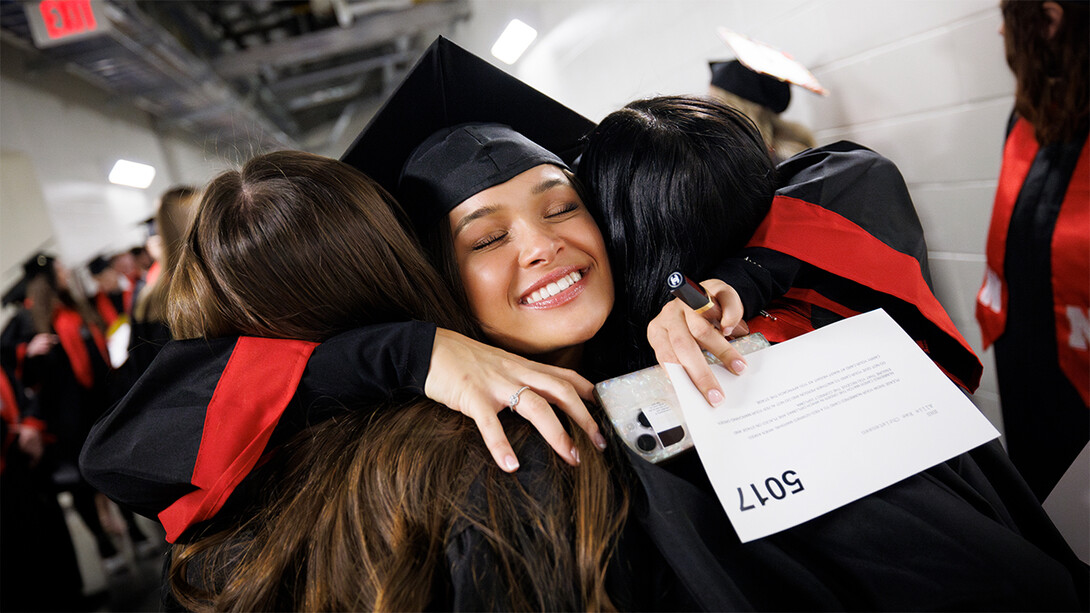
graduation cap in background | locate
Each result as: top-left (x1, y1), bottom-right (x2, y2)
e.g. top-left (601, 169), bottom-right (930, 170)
top-left (88, 255), bottom-right (112, 276)
top-left (711, 27), bottom-right (828, 106)
top-left (340, 36), bottom-right (595, 232)
top-left (3, 252), bottom-right (56, 306)
top-left (709, 60), bottom-right (792, 113)
top-left (2, 277), bottom-right (27, 307)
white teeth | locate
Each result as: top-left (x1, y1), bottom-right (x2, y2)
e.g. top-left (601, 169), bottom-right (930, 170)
top-left (525, 270), bottom-right (583, 304)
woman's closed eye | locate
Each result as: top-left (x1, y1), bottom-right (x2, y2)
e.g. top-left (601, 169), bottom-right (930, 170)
top-left (545, 202), bottom-right (580, 219)
top-left (471, 231), bottom-right (508, 251)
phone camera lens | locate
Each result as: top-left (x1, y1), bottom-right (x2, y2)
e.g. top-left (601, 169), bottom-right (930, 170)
top-left (636, 434), bottom-right (658, 452)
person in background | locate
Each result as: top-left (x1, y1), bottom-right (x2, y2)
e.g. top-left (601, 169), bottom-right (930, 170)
top-left (0, 365), bottom-right (88, 611)
top-left (130, 245), bottom-right (154, 281)
top-left (125, 186), bottom-right (199, 383)
top-left (109, 249), bottom-right (142, 307)
top-left (976, 0), bottom-right (1088, 501)
top-left (708, 59), bottom-right (815, 162)
top-left (0, 254), bottom-right (128, 575)
top-left (88, 254), bottom-right (131, 334)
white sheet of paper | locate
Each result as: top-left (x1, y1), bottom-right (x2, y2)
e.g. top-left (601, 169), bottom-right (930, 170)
top-left (665, 309), bottom-right (999, 543)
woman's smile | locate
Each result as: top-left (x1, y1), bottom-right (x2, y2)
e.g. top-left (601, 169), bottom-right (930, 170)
top-left (520, 267), bottom-right (586, 307)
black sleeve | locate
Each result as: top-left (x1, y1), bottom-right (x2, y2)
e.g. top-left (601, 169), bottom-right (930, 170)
top-left (298, 320), bottom-right (436, 404)
top-left (707, 247), bottom-right (802, 320)
top-left (80, 320), bottom-right (437, 518)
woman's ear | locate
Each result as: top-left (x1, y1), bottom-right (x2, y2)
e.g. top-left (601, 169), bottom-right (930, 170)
top-left (1043, 1), bottom-right (1064, 39)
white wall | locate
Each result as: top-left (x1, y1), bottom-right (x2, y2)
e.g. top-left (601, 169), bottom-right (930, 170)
top-left (0, 46), bottom-right (231, 298)
top-left (453, 0), bottom-right (1012, 431)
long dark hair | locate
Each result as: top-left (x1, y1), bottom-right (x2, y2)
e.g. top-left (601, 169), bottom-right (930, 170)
top-left (1001, 0), bottom-right (1089, 144)
top-left (167, 151), bottom-right (624, 611)
top-left (577, 96), bottom-right (777, 373)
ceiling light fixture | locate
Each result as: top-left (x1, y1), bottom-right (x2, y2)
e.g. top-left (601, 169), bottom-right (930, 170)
top-left (108, 159), bottom-right (156, 189)
top-left (491, 19), bottom-right (537, 65)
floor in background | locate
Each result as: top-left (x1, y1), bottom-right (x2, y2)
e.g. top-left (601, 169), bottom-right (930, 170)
top-left (60, 492), bottom-right (167, 612)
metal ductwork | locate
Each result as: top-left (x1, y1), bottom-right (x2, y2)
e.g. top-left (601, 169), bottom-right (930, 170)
top-left (0, 0), bottom-right (470, 153)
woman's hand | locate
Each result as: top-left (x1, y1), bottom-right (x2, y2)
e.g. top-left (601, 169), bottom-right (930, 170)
top-left (424, 328), bottom-right (607, 472)
top-left (646, 279), bottom-right (749, 407)
top-left (26, 333), bottom-right (57, 358)
top-left (16, 426), bottom-right (44, 466)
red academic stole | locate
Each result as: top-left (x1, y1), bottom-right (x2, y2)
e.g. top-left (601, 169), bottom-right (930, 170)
top-left (95, 292), bottom-right (119, 327)
top-left (0, 370), bottom-right (48, 475)
top-left (0, 370), bottom-right (19, 475)
top-left (745, 194), bottom-right (981, 392)
top-left (976, 119), bottom-right (1089, 405)
top-left (159, 337), bottom-right (317, 542)
top-left (52, 306), bottom-right (108, 389)
top-left (145, 261), bottom-right (161, 288)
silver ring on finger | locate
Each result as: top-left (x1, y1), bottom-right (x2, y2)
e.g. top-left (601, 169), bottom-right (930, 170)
top-left (508, 386), bottom-right (531, 413)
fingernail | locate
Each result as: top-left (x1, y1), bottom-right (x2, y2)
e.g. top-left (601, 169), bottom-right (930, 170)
top-left (707, 389), bottom-right (724, 406)
top-left (505, 455), bottom-right (520, 471)
top-left (731, 359), bottom-right (747, 374)
top-left (570, 446), bottom-right (581, 464)
top-left (593, 432), bottom-right (608, 450)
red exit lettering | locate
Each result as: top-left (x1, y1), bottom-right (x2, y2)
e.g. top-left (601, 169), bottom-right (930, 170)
top-left (38, 0), bottom-right (98, 40)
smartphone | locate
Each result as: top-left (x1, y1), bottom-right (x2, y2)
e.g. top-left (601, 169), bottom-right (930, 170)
top-left (594, 333), bottom-right (769, 463)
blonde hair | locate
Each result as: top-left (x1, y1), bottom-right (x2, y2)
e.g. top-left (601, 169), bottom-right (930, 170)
top-left (133, 186), bottom-right (198, 323)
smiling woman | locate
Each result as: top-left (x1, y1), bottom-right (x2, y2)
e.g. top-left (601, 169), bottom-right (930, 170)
top-left (446, 163), bottom-right (613, 366)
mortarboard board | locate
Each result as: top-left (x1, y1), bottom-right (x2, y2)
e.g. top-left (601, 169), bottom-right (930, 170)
top-left (713, 28), bottom-right (828, 98)
top-left (341, 36), bottom-right (595, 232)
top-left (709, 60), bottom-right (792, 114)
top-left (2, 277), bottom-right (27, 306)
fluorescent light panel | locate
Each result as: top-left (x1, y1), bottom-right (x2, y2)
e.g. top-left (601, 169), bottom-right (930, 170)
top-left (109, 159), bottom-right (155, 189)
top-left (491, 19), bottom-right (537, 64)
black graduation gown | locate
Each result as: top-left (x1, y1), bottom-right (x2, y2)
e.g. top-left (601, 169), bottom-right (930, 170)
top-left (621, 436), bottom-right (1086, 611)
top-left (3, 306), bottom-right (110, 475)
top-left (713, 141), bottom-right (982, 392)
top-left (0, 315), bottom-right (91, 612)
top-left (80, 320), bottom-right (435, 530)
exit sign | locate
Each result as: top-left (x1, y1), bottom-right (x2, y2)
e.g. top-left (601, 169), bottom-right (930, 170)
top-left (24, 0), bottom-right (109, 48)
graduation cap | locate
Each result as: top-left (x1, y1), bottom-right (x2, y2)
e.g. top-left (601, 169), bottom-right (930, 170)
top-left (709, 60), bottom-right (792, 114)
top-left (713, 27), bottom-right (828, 100)
top-left (341, 36), bottom-right (595, 232)
top-left (1, 277), bottom-right (27, 307)
top-left (3, 252), bottom-right (56, 305)
top-left (22, 252), bottom-right (55, 281)
top-left (88, 255), bottom-right (111, 276)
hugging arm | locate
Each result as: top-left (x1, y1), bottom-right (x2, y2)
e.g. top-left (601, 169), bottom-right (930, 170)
top-left (80, 321), bottom-right (436, 518)
top-left (81, 319), bottom-right (603, 520)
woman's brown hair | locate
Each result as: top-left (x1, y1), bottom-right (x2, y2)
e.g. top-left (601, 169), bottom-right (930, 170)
top-left (167, 151), bottom-right (625, 611)
top-left (1001, 0), bottom-right (1089, 144)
